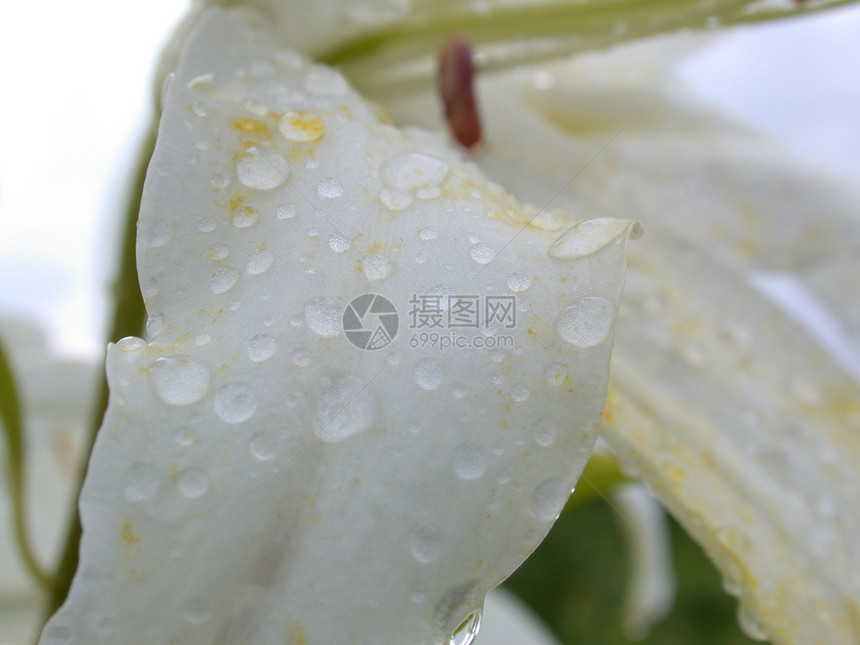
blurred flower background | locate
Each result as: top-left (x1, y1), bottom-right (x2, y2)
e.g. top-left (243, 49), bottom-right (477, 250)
top-left (1, 1), bottom-right (859, 643)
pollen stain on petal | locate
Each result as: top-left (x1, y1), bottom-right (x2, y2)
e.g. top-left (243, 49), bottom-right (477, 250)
top-left (231, 117), bottom-right (272, 145)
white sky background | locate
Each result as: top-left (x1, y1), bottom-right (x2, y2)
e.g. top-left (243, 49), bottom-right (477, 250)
top-left (0, 1), bottom-right (858, 360)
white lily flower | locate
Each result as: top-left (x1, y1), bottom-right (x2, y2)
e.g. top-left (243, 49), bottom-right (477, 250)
top-left (1, 1), bottom-right (856, 644)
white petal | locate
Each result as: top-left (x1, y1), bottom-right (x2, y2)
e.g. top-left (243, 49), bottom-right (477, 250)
top-left (40, 8), bottom-right (635, 644)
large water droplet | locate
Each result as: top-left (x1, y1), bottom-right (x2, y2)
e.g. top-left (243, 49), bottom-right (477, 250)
top-left (245, 249), bottom-right (274, 275)
top-left (210, 267), bottom-right (239, 294)
top-left (279, 110), bottom-right (324, 141)
top-left (469, 242), bottom-right (494, 265)
top-left (408, 522), bottom-right (443, 563)
top-left (556, 297), bottom-right (614, 347)
top-left (305, 297), bottom-right (342, 337)
top-left (177, 468), bottom-right (209, 498)
top-left (381, 153), bottom-right (448, 190)
top-left (530, 477), bottom-right (572, 521)
top-left (245, 334), bottom-right (276, 362)
top-left (548, 218), bottom-right (638, 259)
top-left (149, 356), bottom-right (209, 405)
top-left (313, 374), bottom-right (377, 442)
top-left (124, 462), bottom-right (157, 501)
top-left (317, 177), bottom-right (344, 199)
top-left (116, 336), bottom-right (146, 353)
top-left (236, 147), bottom-right (289, 190)
top-left (414, 357), bottom-right (443, 391)
top-left (361, 254), bottom-right (393, 281)
top-left (453, 443), bottom-right (486, 480)
top-left (214, 382), bottom-right (257, 424)
top-left (450, 611), bottom-right (482, 645)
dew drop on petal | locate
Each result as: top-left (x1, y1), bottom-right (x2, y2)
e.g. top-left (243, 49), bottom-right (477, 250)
top-left (450, 611), bottom-right (482, 645)
top-left (317, 177), bottom-right (344, 199)
top-left (124, 462), bottom-right (158, 501)
top-left (530, 477), bottom-right (572, 521)
top-left (292, 348), bottom-right (311, 367)
top-left (209, 244), bottom-right (230, 260)
top-left (738, 607), bottom-right (769, 641)
top-left (139, 218), bottom-right (170, 247)
top-left (506, 272), bottom-right (531, 292)
top-left (177, 468), bottom-right (209, 498)
top-left (245, 248), bottom-right (274, 274)
top-left (277, 203), bottom-right (297, 219)
top-left (380, 188), bottom-right (413, 211)
top-left (510, 384), bottom-right (530, 402)
top-left (210, 267), bottom-right (239, 294)
top-left (149, 356), bottom-right (209, 406)
top-left (328, 233), bottom-right (351, 253)
top-left (548, 218), bottom-right (633, 259)
top-left (408, 522), bottom-right (443, 563)
top-left (469, 242), bottom-right (494, 265)
top-left (278, 110), bottom-right (324, 141)
top-left (533, 419), bottom-right (558, 447)
top-left (414, 357), bottom-right (443, 391)
top-left (305, 297), bottom-right (342, 337)
top-left (361, 254), bottom-right (393, 281)
top-left (556, 297), bottom-right (614, 347)
top-left (245, 334), bottom-right (276, 362)
top-left (214, 382), bottom-right (257, 424)
top-left (419, 228), bottom-right (439, 241)
top-left (249, 431), bottom-right (277, 460)
top-left (381, 153), bottom-right (448, 190)
top-left (232, 206), bottom-right (258, 228)
top-left (545, 362), bottom-right (568, 386)
top-left (453, 442), bottom-right (486, 480)
top-left (236, 147), bottom-right (289, 190)
top-left (116, 336), bottom-right (146, 353)
top-left (304, 69), bottom-right (349, 96)
top-left (313, 375), bottom-right (377, 442)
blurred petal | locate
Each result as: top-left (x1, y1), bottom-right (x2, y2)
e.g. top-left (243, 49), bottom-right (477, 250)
top-left (382, 35), bottom-right (860, 645)
top-left (40, 7), bottom-right (636, 644)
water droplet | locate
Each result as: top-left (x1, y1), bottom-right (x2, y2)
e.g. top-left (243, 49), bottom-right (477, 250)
top-left (361, 254), bottom-right (393, 281)
top-left (510, 384), bottom-right (530, 402)
top-left (174, 428), bottom-right (195, 446)
top-left (210, 267), bottom-right (239, 294)
top-left (249, 431), bottom-right (277, 460)
top-left (419, 228), bottom-right (439, 241)
top-left (116, 336), bottom-right (146, 352)
top-left (417, 185), bottom-right (442, 200)
top-left (304, 69), bottom-right (349, 96)
top-left (506, 273), bottom-right (531, 292)
top-left (210, 244), bottom-right (230, 260)
top-left (305, 297), bottom-right (342, 337)
top-left (738, 607), bottom-right (768, 641)
top-left (722, 576), bottom-right (741, 597)
top-left (279, 110), bottom-right (324, 141)
top-left (246, 334), bottom-right (276, 362)
top-left (414, 358), bottom-right (443, 391)
top-left (313, 374), bottom-right (377, 442)
top-left (124, 462), bottom-right (157, 501)
top-left (408, 522), bottom-right (442, 563)
top-left (410, 581), bottom-right (427, 604)
top-left (149, 356), bottom-right (209, 405)
top-left (328, 233), bottom-right (351, 253)
top-left (452, 384), bottom-right (466, 399)
top-left (453, 443), bottom-right (486, 480)
top-left (415, 251), bottom-right (428, 264)
top-left (210, 172), bottom-right (230, 189)
top-left (197, 217), bottom-right (216, 232)
top-left (556, 297), bottom-right (614, 347)
top-left (214, 382), bottom-right (257, 424)
top-left (139, 218), bottom-right (170, 247)
top-left (182, 596), bottom-right (210, 624)
top-left (469, 242), bottom-right (494, 265)
top-left (195, 334), bottom-right (211, 346)
top-left (380, 188), bottom-right (413, 211)
top-left (232, 206), bottom-right (258, 228)
top-left (530, 477), bottom-right (572, 521)
top-left (292, 347), bottom-right (311, 367)
top-left (317, 177), bottom-right (344, 199)
top-left (381, 153), bottom-right (448, 190)
top-left (450, 611), bottom-right (481, 645)
top-left (146, 314), bottom-right (164, 338)
top-left (277, 203), bottom-right (297, 219)
top-left (533, 419), bottom-right (558, 447)
top-left (245, 248), bottom-right (274, 274)
top-left (548, 218), bottom-right (634, 259)
top-left (545, 362), bottom-right (568, 386)
top-left (236, 147), bottom-right (289, 190)
top-left (177, 468), bottom-right (209, 498)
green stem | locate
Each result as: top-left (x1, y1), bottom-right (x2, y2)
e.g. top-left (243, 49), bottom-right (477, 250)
top-left (0, 336), bottom-right (53, 589)
top-left (42, 124), bottom-right (155, 620)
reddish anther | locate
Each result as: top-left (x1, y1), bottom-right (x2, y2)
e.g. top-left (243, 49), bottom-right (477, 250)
top-left (438, 35), bottom-right (482, 149)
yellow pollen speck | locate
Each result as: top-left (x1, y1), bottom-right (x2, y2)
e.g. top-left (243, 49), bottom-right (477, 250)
top-left (232, 117), bottom-right (271, 143)
top-left (121, 519), bottom-right (140, 547)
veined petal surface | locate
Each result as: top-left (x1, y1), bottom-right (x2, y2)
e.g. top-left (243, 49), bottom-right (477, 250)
top-left (40, 8), bottom-right (636, 645)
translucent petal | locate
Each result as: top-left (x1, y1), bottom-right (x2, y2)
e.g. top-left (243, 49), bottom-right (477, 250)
top-left (391, 37), bottom-right (860, 644)
top-left (39, 8), bottom-right (635, 644)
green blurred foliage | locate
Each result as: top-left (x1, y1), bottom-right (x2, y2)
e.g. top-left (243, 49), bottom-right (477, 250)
top-left (504, 498), bottom-right (756, 645)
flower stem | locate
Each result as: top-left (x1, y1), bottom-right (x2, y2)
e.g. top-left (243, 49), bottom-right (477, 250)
top-left (42, 124), bottom-right (155, 620)
top-left (0, 335), bottom-right (53, 589)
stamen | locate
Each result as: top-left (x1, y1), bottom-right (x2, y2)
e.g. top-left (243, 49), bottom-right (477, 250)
top-left (438, 35), bottom-right (482, 149)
